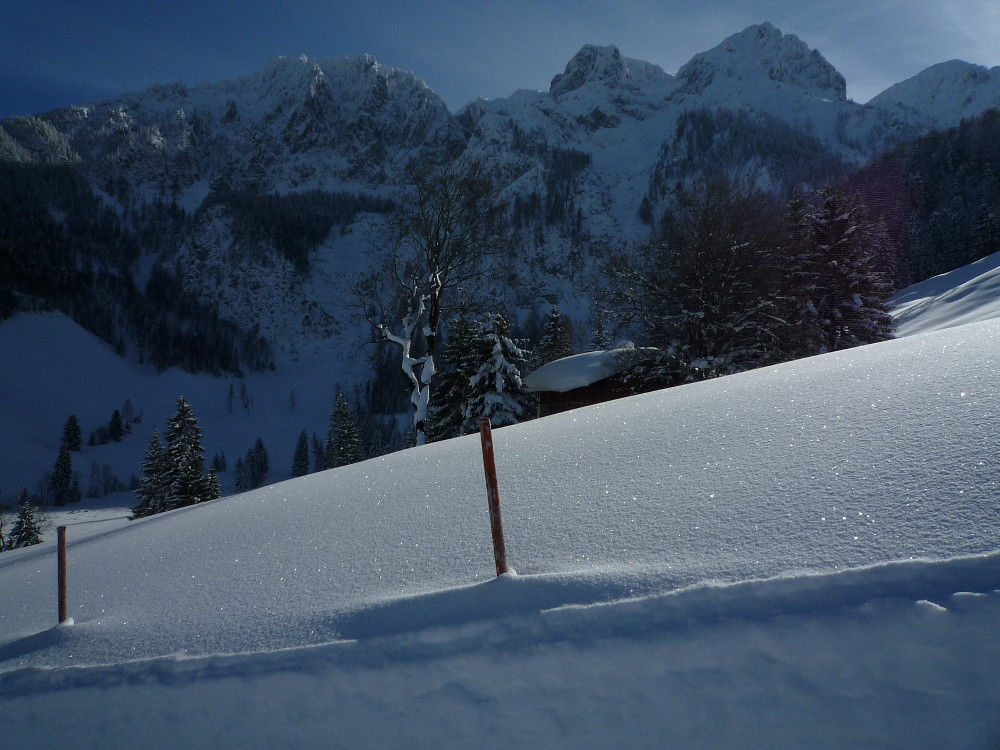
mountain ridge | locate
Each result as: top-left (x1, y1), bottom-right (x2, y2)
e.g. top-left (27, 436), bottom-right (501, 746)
top-left (2, 22), bottom-right (999, 372)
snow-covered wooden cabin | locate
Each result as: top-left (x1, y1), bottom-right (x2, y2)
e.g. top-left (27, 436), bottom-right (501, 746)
top-left (523, 350), bottom-right (634, 417)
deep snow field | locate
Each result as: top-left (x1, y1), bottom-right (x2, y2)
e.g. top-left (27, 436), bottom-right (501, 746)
top-left (2, 254), bottom-right (1000, 748)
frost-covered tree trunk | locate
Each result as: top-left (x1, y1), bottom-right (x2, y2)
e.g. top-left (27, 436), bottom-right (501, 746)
top-left (377, 284), bottom-right (436, 446)
top-left (355, 159), bottom-right (508, 447)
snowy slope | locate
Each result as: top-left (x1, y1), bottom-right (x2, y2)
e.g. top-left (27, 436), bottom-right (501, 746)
top-left (3, 310), bottom-right (1000, 746)
top-left (890, 249), bottom-right (1000, 336)
top-left (0, 311), bottom-right (369, 507)
top-left (868, 60), bottom-right (1000, 130)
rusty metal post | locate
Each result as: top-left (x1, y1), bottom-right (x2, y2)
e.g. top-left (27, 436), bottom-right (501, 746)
top-left (479, 418), bottom-right (509, 576)
top-left (57, 525), bottom-right (69, 623)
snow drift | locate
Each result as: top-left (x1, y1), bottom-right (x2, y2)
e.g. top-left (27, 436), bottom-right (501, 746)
top-left (2, 313), bottom-right (1000, 746)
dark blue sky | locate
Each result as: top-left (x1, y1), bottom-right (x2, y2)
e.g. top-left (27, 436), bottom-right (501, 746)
top-left (2, 0), bottom-right (998, 118)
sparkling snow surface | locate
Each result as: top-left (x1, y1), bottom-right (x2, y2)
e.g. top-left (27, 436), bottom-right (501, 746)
top-left (2, 272), bottom-right (1000, 746)
top-left (3, 317), bottom-right (1000, 747)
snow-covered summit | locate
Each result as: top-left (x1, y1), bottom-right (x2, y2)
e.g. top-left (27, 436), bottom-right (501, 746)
top-left (550, 45), bottom-right (636, 98)
top-left (674, 22), bottom-right (847, 101)
top-left (547, 44), bottom-right (680, 103)
top-left (867, 59), bottom-right (1000, 128)
top-left (37, 51), bottom-right (463, 184)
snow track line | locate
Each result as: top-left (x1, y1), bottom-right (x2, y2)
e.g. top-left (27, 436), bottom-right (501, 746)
top-left (2, 551), bottom-right (998, 696)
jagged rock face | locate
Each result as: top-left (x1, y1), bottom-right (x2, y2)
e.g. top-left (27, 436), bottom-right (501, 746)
top-left (6, 53), bottom-right (467, 191)
top-left (675, 22), bottom-right (846, 100)
top-left (550, 45), bottom-right (634, 98)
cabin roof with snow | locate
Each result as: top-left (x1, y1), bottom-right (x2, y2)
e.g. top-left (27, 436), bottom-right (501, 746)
top-left (523, 350), bottom-right (626, 393)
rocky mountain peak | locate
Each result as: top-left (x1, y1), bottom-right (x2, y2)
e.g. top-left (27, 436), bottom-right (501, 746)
top-left (549, 45), bottom-right (632, 99)
top-left (675, 22), bottom-right (847, 100)
top-left (867, 60), bottom-right (1000, 125)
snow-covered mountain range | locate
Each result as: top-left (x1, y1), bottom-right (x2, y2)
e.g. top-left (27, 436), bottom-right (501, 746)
top-left (3, 22), bottom-right (1000, 365)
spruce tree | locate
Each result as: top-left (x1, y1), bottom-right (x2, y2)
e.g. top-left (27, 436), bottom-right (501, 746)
top-left (538, 305), bottom-right (574, 364)
top-left (132, 429), bottom-right (170, 518)
top-left (804, 187), bottom-right (895, 352)
top-left (311, 432), bottom-right (326, 472)
top-left (327, 394), bottom-right (362, 468)
top-left (62, 414), bottom-right (82, 452)
top-left (109, 409), bottom-right (124, 442)
top-left (234, 457), bottom-right (250, 492)
top-left (8, 492), bottom-right (43, 548)
top-left (589, 306), bottom-right (613, 351)
top-left (252, 438), bottom-right (269, 486)
top-left (779, 192), bottom-right (826, 357)
top-left (426, 312), bottom-right (483, 441)
top-left (162, 396), bottom-right (218, 510)
top-left (50, 443), bottom-right (78, 506)
top-left (211, 452), bottom-right (227, 473)
top-left (292, 430), bottom-right (310, 477)
top-left (464, 313), bottom-right (532, 430)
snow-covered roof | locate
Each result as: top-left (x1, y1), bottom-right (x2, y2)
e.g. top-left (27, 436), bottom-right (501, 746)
top-left (523, 349), bottom-right (626, 393)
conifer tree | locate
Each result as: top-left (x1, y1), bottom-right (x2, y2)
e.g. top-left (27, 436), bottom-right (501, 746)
top-left (254, 438), bottom-right (269, 482)
top-left (589, 306), bottom-right (613, 351)
top-left (234, 457), bottom-right (250, 493)
top-left (292, 430), bottom-right (311, 477)
top-left (327, 394), bottom-right (362, 468)
top-left (801, 187), bottom-right (895, 352)
top-left (50, 443), bottom-right (79, 505)
top-left (109, 409), bottom-right (124, 442)
top-left (162, 396), bottom-right (218, 510)
top-left (203, 470), bottom-right (221, 504)
top-left (132, 429), bottom-right (170, 518)
top-left (122, 398), bottom-right (135, 431)
top-left (779, 192), bottom-right (826, 357)
top-left (87, 460), bottom-right (102, 499)
top-left (426, 311), bottom-right (484, 441)
top-left (232, 439), bottom-right (269, 490)
top-left (538, 305), bottom-right (574, 364)
top-left (211, 452), bottom-right (227, 473)
top-left (311, 432), bottom-right (326, 472)
top-left (8, 491), bottom-right (43, 548)
top-left (464, 313), bottom-right (532, 430)
top-left (62, 414), bottom-right (82, 452)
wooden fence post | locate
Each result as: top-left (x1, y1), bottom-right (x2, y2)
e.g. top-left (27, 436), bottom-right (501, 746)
top-left (57, 525), bottom-right (69, 624)
top-left (479, 418), bottom-right (509, 577)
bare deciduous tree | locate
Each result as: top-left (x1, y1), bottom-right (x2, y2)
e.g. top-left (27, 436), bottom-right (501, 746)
top-left (355, 159), bottom-right (509, 445)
